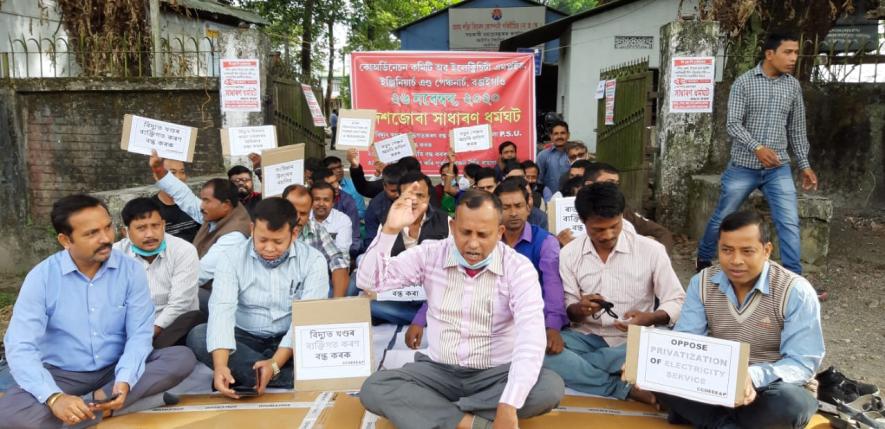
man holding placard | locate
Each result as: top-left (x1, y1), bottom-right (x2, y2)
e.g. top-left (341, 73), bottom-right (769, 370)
top-left (544, 182), bottom-right (684, 404)
top-left (358, 189), bottom-right (564, 429)
top-left (186, 198), bottom-right (330, 396)
top-left (655, 211), bottom-right (822, 428)
top-left (323, 156), bottom-right (366, 219)
top-left (227, 166), bottom-right (262, 215)
top-left (152, 159), bottom-right (200, 242)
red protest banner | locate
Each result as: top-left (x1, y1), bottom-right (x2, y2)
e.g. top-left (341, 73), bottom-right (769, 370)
top-left (350, 51), bottom-right (536, 175)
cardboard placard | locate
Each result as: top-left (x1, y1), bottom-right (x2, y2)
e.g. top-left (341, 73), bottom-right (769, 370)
top-left (449, 124), bottom-right (492, 153)
top-left (372, 133), bottom-right (417, 165)
top-left (220, 125), bottom-right (277, 157)
top-left (624, 325), bottom-right (749, 407)
top-left (301, 84), bottom-right (327, 127)
top-left (547, 197), bottom-right (585, 236)
top-left (335, 109), bottom-right (376, 150)
top-left (376, 284), bottom-right (426, 302)
top-left (120, 114), bottom-right (197, 162)
top-left (292, 297), bottom-right (374, 392)
top-left (261, 144), bottom-right (305, 198)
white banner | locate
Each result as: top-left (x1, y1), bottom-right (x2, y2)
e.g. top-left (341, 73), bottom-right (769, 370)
top-left (669, 57), bottom-right (715, 113)
top-left (220, 59), bottom-right (261, 112)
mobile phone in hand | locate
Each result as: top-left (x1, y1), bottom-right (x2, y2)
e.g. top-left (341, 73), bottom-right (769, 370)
top-left (232, 386), bottom-right (259, 398)
top-left (90, 393), bottom-right (120, 405)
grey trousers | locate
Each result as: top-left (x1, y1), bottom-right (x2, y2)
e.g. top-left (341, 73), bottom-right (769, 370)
top-left (359, 352), bottom-right (564, 429)
top-left (0, 346), bottom-right (196, 429)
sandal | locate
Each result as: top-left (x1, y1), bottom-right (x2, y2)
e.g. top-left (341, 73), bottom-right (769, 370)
top-left (829, 394), bottom-right (885, 429)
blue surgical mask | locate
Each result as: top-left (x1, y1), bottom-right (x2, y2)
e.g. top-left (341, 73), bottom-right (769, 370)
top-left (454, 247), bottom-right (494, 270)
top-left (259, 250), bottom-right (290, 269)
top-left (457, 176), bottom-right (471, 191)
top-left (131, 240), bottom-right (166, 257)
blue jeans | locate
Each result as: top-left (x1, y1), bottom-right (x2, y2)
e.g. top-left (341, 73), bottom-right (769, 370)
top-left (657, 381), bottom-right (817, 429)
top-left (186, 324), bottom-right (294, 389)
top-left (542, 330), bottom-right (631, 399)
top-left (698, 163), bottom-right (802, 274)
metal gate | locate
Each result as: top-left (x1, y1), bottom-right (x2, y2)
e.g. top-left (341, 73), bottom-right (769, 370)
top-left (596, 58), bottom-right (656, 213)
top-left (270, 78), bottom-right (326, 160)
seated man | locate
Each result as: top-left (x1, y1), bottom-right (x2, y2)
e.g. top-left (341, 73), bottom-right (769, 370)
top-left (520, 160), bottom-right (544, 210)
top-left (0, 195), bottom-right (195, 428)
top-left (656, 211), bottom-right (823, 428)
top-left (324, 155), bottom-right (366, 219)
top-left (358, 189), bottom-right (564, 429)
top-left (368, 170), bottom-right (450, 325)
top-left (544, 182), bottom-right (684, 403)
top-left (310, 181), bottom-right (354, 257)
top-left (149, 152), bottom-right (251, 291)
top-left (363, 163), bottom-right (405, 252)
top-left (283, 185), bottom-right (350, 297)
top-left (549, 159), bottom-right (593, 200)
top-left (494, 141), bottom-right (518, 181)
top-left (473, 170), bottom-right (548, 231)
top-left (227, 165), bottom-right (262, 215)
top-left (152, 159), bottom-right (200, 242)
top-left (113, 198), bottom-right (205, 348)
top-left (312, 166), bottom-right (361, 253)
top-left (186, 198), bottom-right (329, 396)
top-left (407, 178), bottom-right (568, 352)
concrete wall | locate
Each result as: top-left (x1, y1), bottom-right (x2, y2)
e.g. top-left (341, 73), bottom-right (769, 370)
top-left (557, 0), bottom-right (697, 150)
top-left (396, 0), bottom-right (565, 64)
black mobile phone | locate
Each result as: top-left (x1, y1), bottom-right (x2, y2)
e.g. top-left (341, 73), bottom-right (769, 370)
top-left (232, 386), bottom-right (259, 397)
top-left (90, 393), bottom-right (120, 405)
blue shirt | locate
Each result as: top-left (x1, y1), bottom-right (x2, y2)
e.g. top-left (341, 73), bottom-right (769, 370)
top-left (528, 207), bottom-right (549, 231)
top-left (341, 177), bottom-right (366, 219)
top-left (5, 250), bottom-right (155, 403)
top-left (335, 192), bottom-right (361, 250)
top-left (675, 262), bottom-right (824, 388)
top-left (207, 239), bottom-right (329, 353)
top-left (536, 146), bottom-right (570, 199)
top-left (363, 193), bottom-right (394, 253)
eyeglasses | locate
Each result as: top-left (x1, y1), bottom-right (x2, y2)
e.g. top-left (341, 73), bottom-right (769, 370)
top-left (590, 299), bottom-right (619, 320)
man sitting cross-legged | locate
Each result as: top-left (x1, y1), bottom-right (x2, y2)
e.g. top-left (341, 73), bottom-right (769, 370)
top-left (0, 195), bottom-right (195, 428)
top-left (186, 198), bottom-right (329, 397)
top-left (357, 188), bottom-right (564, 429)
top-left (543, 182), bottom-right (684, 404)
top-left (656, 211), bottom-right (823, 428)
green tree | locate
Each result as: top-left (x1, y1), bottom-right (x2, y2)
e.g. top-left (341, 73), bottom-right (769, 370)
top-left (347, 0), bottom-right (458, 51)
top-left (541, 0), bottom-right (598, 15)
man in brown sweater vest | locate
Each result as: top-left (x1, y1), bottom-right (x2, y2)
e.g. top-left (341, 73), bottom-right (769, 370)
top-left (149, 152), bottom-right (251, 312)
top-left (655, 211), bottom-right (823, 428)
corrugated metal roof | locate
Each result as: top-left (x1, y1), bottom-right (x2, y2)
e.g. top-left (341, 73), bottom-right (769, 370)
top-left (394, 0), bottom-right (568, 35)
top-left (163, 0), bottom-right (268, 26)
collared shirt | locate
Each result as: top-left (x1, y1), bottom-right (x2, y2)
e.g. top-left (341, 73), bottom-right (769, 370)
top-left (156, 173), bottom-right (248, 285)
top-left (207, 239), bottom-right (329, 353)
top-left (727, 63), bottom-right (811, 170)
top-left (528, 207), bottom-right (549, 231)
top-left (5, 250), bottom-right (154, 403)
top-left (113, 235), bottom-right (200, 329)
top-left (676, 262), bottom-right (824, 388)
top-left (298, 220), bottom-right (350, 271)
top-left (513, 224), bottom-right (568, 330)
top-left (536, 146), bottom-right (570, 198)
top-left (363, 193), bottom-right (395, 252)
top-left (311, 208), bottom-right (353, 256)
top-left (358, 233), bottom-right (546, 409)
top-left (334, 192), bottom-right (361, 249)
top-left (560, 229), bottom-right (685, 346)
top-left (340, 177), bottom-right (366, 219)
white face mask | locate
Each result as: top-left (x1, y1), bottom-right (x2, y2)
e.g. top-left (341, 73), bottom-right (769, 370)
top-left (457, 176), bottom-right (471, 191)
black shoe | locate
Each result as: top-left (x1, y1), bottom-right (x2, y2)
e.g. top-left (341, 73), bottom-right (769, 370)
top-left (696, 259), bottom-right (712, 273)
top-left (817, 366), bottom-right (880, 405)
top-left (163, 392), bottom-right (180, 406)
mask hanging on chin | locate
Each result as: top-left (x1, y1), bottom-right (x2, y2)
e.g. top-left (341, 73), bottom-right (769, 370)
top-left (131, 240), bottom-right (167, 257)
top-left (454, 247), bottom-right (494, 270)
top-left (258, 250), bottom-right (290, 269)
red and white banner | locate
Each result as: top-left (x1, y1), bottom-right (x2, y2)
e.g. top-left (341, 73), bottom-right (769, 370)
top-left (669, 57), bottom-right (715, 113)
top-left (301, 84), bottom-right (327, 127)
top-left (351, 51), bottom-right (536, 174)
top-left (220, 59), bottom-right (261, 112)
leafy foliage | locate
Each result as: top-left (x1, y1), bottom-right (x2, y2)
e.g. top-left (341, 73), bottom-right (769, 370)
top-left (541, 0), bottom-right (599, 15)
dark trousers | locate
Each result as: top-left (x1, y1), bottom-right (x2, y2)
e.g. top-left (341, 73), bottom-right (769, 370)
top-left (360, 352), bottom-right (564, 429)
top-left (657, 381), bottom-right (818, 429)
top-left (153, 310), bottom-right (207, 349)
top-left (186, 323), bottom-right (294, 389)
top-left (0, 347), bottom-right (195, 429)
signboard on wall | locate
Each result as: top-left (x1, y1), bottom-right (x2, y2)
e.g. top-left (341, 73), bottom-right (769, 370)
top-left (449, 7), bottom-right (545, 51)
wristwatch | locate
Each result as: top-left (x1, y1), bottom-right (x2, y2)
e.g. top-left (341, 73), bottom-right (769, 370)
top-left (753, 145), bottom-right (764, 152)
top-left (270, 361), bottom-right (281, 380)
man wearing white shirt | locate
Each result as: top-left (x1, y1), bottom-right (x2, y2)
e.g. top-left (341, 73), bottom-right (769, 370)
top-left (309, 181), bottom-right (354, 256)
top-left (113, 198), bottom-right (206, 348)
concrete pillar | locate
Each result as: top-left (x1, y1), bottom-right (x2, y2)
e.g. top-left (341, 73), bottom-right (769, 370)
top-left (655, 20), bottom-right (719, 233)
top-left (149, 0), bottom-right (162, 77)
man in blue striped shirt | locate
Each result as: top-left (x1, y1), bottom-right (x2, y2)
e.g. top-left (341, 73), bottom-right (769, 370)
top-left (186, 198), bottom-right (329, 398)
top-left (697, 33), bottom-right (820, 289)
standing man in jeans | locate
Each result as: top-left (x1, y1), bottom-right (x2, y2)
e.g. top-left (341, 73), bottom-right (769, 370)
top-left (697, 33), bottom-right (819, 293)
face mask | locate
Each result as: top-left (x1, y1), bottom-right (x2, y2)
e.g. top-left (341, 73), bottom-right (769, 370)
top-left (131, 240), bottom-right (166, 257)
top-left (457, 176), bottom-right (471, 192)
top-left (258, 250), bottom-right (290, 269)
top-left (454, 247), bottom-right (494, 270)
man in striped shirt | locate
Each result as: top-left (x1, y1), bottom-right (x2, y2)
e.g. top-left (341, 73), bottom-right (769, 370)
top-left (544, 182), bottom-right (684, 404)
top-left (185, 198), bottom-right (329, 397)
top-left (358, 189), bottom-right (564, 429)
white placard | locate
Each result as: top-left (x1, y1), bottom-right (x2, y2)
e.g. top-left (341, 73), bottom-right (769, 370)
top-left (263, 159), bottom-right (304, 198)
top-left (220, 58), bottom-right (261, 112)
top-left (124, 115), bottom-right (194, 162)
top-left (373, 134), bottom-right (415, 164)
top-left (295, 322), bottom-right (372, 381)
top-left (301, 84), bottom-right (327, 127)
top-left (224, 125), bottom-right (277, 156)
top-left (451, 124), bottom-right (492, 153)
top-left (669, 57), bottom-right (715, 113)
top-left (595, 80), bottom-right (607, 99)
top-left (604, 80), bottom-right (617, 125)
top-left (551, 197), bottom-right (585, 235)
top-left (377, 285), bottom-right (427, 302)
top-left (337, 118), bottom-right (374, 149)
top-left (635, 327), bottom-right (743, 407)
